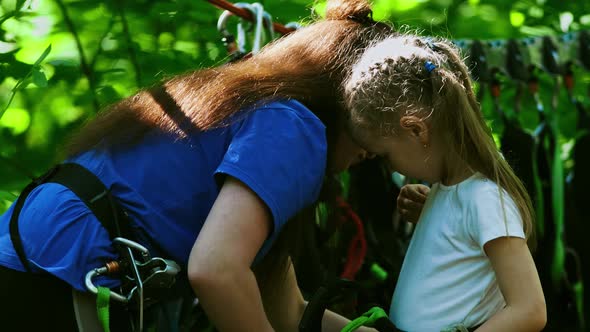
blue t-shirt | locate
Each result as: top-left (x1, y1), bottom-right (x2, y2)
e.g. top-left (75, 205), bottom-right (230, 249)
top-left (0, 99), bottom-right (327, 291)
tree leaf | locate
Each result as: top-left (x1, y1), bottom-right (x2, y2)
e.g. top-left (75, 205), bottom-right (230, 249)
top-left (32, 67), bottom-right (48, 87)
top-left (0, 190), bottom-right (17, 201)
top-left (32, 44), bottom-right (52, 67)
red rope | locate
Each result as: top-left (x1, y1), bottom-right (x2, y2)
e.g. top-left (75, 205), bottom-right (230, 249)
top-left (336, 196), bottom-right (368, 280)
top-left (206, 0), bottom-right (295, 35)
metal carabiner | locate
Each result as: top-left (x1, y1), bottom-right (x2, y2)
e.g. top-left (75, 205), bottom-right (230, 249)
top-left (262, 9), bottom-right (275, 41)
top-left (85, 237), bottom-right (151, 331)
top-left (284, 21), bottom-right (302, 31)
top-left (217, 3), bottom-right (258, 58)
top-left (125, 257), bottom-right (181, 308)
top-left (248, 3), bottom-right (265, 54)
top-left (217, 10), bottom-right (239, 56)
top-left (114, 237), bottom-right (149, 331)
top-left (85, 262), bottom-right (129, 303)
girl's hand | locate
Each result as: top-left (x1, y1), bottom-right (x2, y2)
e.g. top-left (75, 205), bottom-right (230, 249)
top-left (397, 184), bottom-right (429, 224)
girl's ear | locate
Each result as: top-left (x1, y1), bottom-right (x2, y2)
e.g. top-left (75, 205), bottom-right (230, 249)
top-left (399, 115), bottom-right (429, 146)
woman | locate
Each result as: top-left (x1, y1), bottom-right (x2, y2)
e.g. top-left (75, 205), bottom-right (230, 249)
top-left (0, 0), bottom-right (393, 330)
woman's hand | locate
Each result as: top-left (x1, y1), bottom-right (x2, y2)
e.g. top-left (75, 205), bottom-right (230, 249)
top-left (397, 184), bottom-right (429, 224)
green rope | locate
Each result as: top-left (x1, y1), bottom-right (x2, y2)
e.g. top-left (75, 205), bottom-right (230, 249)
top-left (341, 307), bottom-right (388, 332)
top-left (549, 117), bottom-right (565, 289)
top-left (573, 281), bottom-right (586, 330)
top-left (531, 135), bottom-right (545, 239)
top-left (96, 286), bottom-right (111, 332)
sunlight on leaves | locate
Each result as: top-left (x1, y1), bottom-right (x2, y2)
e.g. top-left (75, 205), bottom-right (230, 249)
top-left (510, 10), bottom-right (525, 27)
top-left (50, 103), bottom-right (84, 127)
top-left (16, 34), bottom-right (74, 63)
top-left (205, 42), bottom-right (220, 61)
top-left (0, 107), bottom-right (31, 135)
top-left (312, 1), bottom-right (326, 17)
top-left (559, 12), bottom-right (573, 32)
top-left (0, 40), bottom-right (17, 53)
top-left (0, 190), bottom-right (17, 214)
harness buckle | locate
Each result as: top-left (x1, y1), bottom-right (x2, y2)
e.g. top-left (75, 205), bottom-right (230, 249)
top-left (85, 237), bottom-right (181, 331)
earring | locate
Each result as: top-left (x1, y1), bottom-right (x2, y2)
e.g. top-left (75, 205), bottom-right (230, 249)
top-left (423, 144), bottom-right (428, 148)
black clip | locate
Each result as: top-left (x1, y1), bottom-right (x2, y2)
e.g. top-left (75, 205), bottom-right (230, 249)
top-left (579, 31), bottom-right (590, 70)
top-left (542, 36), bottom-right (561, 75)
top-left (469, 40), bottom-right (489, 83)
top-left (506, 39), bottom-right (528, 82)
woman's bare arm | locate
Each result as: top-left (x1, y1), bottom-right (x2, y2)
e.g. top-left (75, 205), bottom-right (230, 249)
top-left (187, 176), bottom-right (275, 332)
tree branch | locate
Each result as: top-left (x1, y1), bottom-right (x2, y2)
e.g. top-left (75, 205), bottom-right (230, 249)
top-left (0, 154), bottom-right (35, 180)
top-left (54, 0), bottom-right (100, 113)
top-left (90, 16), bottom-right (116, 71)
top-left (117, 0), bottom-right (142, 87)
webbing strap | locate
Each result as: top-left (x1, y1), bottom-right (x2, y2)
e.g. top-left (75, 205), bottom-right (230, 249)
top-left (9, 179), bottom-right (46, 273)
top-left (341, 307), bottom-right (388, 332)
top-left (9, 163), bottom-right (132, 271)
top-left (97, 286), bottom-right (111, 332)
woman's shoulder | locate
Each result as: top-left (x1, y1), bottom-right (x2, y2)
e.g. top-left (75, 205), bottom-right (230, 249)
top-left (253, 99), bottom-right (324, 124)
top-left (234, 98), bottom-right (327, 148)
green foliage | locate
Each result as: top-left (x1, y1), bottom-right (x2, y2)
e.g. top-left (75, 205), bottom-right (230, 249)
top-left (1, 0), bottom-right (589, 214)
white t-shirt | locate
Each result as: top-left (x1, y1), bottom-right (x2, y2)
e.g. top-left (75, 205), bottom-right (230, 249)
top-left (389, 173), bottom-right (525, 332)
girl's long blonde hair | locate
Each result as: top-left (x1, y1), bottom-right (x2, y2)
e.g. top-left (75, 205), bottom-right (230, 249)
top-left (344, 34), bottom-right (536, 248)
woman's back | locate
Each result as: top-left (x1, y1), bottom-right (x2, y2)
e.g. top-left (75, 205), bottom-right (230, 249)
top-left (0, 99), bottom-right (327, 290)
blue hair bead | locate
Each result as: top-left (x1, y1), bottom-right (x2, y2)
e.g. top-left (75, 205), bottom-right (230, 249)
top-left (424, 61), bottom-right (437, 73)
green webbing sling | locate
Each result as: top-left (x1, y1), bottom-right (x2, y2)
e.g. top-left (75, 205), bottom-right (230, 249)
top-left (548, 117), bottom-right (565, 289)
top-left (97, 286), bottom-right (111, 332)
top-left (341, 307), bottom-right (388, 332)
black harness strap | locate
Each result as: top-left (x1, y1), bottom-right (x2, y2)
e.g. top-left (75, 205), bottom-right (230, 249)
top-left (9, 162), bottom-right (133, 272)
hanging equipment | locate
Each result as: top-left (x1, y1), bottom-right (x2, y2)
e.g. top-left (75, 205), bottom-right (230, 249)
top-left (207, 0), bottom-right (294, 35)
top-left (501, 39), bottom-right (542, 240)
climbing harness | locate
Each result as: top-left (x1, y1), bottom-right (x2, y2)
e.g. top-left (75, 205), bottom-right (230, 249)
top-left (9, 163), bottom-right (181, 331)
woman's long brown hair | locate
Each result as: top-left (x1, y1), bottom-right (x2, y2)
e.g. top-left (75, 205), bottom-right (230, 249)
top-left (66, 0), bottom-right (390, 157)
top-left (64, 0), bottom-right (392, 305)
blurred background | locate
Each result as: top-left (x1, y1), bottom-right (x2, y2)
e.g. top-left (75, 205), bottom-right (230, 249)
top-left (1, 0), bottom-right (589, 330)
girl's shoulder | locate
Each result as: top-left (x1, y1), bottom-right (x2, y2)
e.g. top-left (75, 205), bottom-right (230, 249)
top-left (454, 173), bottom-right (503, 198)
top-left (448, 173), bottom-right (519, 215)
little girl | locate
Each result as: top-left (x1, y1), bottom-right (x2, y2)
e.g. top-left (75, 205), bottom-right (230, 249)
top-left (344, 34), bottom-right (546, 331)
